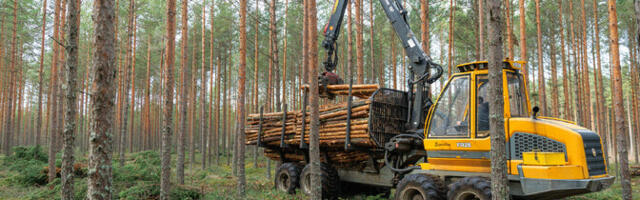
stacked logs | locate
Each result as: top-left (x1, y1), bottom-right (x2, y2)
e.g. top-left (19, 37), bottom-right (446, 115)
top-left (245, 99), bottom-right (374, 148)
top-left (245, 85), bottom-right (382, 165)
top-left (303, 84), bottom-right (379, 99)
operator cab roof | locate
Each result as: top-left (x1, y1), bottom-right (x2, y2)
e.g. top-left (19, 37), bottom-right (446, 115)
top-left (455, 60), bottom-right (525, 73)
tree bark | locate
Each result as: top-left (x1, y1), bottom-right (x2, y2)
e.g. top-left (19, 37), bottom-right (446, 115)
top-left (201, 2), bottom-right (208, 170)
top-left (448, 0), bottom-right (454, 77)
top-left (47, 0), bottom-right (61, 183)
top-left (306, 0), bottom-right (321, 196)
top-left (579, 0), bottom-right (591, 129)
top-left (486, 0), bottom-right (508, 199)
top-left (177, 0), bottom-right (189, 185)
top-left (237, 0), bottom-right (248, 194)
top-left (356, 0), bottom-right (364, 83)
top-left (478, 0), bottom-right (484, 60)
top-left (534, 0), bottom-right (546, 115)
top-left (210, 0), bottom-right (217, 166)
top-left (87, 0), bottom-right (116, 198)
top-left (61, 0), bottom-right (80, 197)
top-left (161, 0), bottom-right (177, 198)
top-left (505, 0), bottom-right (513, 59)
top-left (129, 16), bottom-right (138, 153)
top-left (558, 0), bottom-right (571, 120)
top-left (550, 34), bottom-right (559, 118)
top-left (518, 0), bottom-right (527, 83)
top-left (36, 0), bottom-right (48, 147)
top-left (607, 0), bottom-right (632, 199)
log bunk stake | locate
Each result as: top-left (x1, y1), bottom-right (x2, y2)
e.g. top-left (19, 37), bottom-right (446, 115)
top-left (257, 106), bottom-right (264, 147)
top-left (345, 76), bottom-right (354, 151)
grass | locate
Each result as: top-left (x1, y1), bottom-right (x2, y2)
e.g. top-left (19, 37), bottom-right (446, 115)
top-left (0, 146), bottom-right (638, 199)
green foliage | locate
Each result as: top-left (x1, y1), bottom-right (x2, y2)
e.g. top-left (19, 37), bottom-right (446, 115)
top-left (2, 146), bottom-right (48, 186)
top-left (118, 183), bottom-right (160, 200)
top-left (114, 151), bottom-right (161, 183)
top-left (3, 146), bottom-right (47, 164)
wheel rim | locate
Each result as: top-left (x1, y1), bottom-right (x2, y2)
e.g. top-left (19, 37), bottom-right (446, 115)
top-left (400, 186), bottom-right (424, 200)
top-left (277, 172), bottom-right (290, 192)
top-left (302, 173), bottom-right (311, 195)
top-left (456, 191), bottom-right (481, 200)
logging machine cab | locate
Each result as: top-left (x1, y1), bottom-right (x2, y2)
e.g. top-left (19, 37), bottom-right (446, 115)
top-left (406, 60), bottom-right (615, 199)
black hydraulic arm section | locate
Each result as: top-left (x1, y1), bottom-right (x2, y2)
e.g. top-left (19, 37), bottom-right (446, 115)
top-left (321, 0), bottom-right (443, 131)
top-left (322, 0), bottom-right (349, 72)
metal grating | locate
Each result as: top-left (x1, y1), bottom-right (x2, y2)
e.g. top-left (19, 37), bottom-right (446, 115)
top-left (509, 132), bottom-right (566, 160)
top-left (368, 88), bottom-right (408, 148)
top-left (577, 130), bottom-right (606, 176)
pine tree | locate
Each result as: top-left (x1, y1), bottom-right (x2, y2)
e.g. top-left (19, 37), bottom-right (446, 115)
top-left (161, 0), bottom-right (177, 198)
top-left (177, 0), bottom-right (190, 185)
top-left (87, 0), bottom-right (117, 198)
top-left (61, 0), bottom-right (80, 198)
top-left (486, 0), bottom-right (508, 198)
top-left (607, 1), bottom-right (632, 199)
top-left (36, 0), bottom-right (47, 147)
top-left (535, 0), bottom-right (547, 115)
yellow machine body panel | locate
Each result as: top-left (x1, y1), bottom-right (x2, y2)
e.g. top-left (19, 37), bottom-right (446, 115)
top-left (522, 152), bottom-right (566, 166)
top-left (420, 60), bottom-right (609, 181)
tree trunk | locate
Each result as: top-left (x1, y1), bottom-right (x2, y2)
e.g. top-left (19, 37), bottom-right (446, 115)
top-left (356, 0), bottom-right (364, 83)
top-left (448, 0), bottom-right (454, 77)
top-left (607, 0), bottom-right (632, 199)
top-left (87, 0), bottom-right (116, 198)
top-left (569, 1), bottom-right (581, 123)
top-left (505, 0), bottom-right (513, 59)
top-left (486, 0), bottom-right (508, 199)
top-left (177, 0), bottom-right (189, 185)
top-left (306, 0), bottom-right (321, 196)
top-left (2, 0), bottom-right (18, 156)
top-left (558, 0), bottom-right (571, 120)
top-left (579, 0), bottom-right (591, 129)
top-left (534, 0), bottom-right (546, 115)
top-left (119, 0), bottom-right (135, 166)
top-left (478, 0), bottom-right (484, 60)
top-left (518, 0), bottom-right (527, 83)
top-left (129, 16), bottom-right (138, 153)
top-left (36, 0), bottom-right (47, 147)
top-left (161, 0), bottom-right (177, 198)
top-left (47, 0), bottom-right (61, 183)
top-left (61, 0), bottom-right (80, 197)
top-left (210, 0), bottom-right (217, 167)
top-left (237, 0), bottom-right (248, 194)
top-left (550, 34), bottom-right (559, 117)
top-left (144, 35), bottom-right (151, 151)
top-left (201, 3), bottom-right (208, 170)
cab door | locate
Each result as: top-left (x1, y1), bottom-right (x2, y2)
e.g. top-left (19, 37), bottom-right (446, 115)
top-left (424, 73), bottom-right (492, 172)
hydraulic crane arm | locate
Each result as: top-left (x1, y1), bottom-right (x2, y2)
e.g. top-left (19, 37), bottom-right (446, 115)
top-left (321, 0), bottom-right (443, 131)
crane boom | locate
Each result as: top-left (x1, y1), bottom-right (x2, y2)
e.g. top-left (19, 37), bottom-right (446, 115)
top-left (321, 0), bottom-right (442, 131)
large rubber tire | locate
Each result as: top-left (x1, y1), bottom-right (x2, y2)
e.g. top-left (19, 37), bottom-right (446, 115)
top-left (447, 177), bottom-right (492, 200)
top-left (274, 163), bottom-right (301, 194)
top-left (300, 163), bottom-right (340, 199)
top-left (395, 174), bottom-right (446, 200)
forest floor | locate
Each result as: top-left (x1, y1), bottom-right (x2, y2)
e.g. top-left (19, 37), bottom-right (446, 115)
top-left (0, 146), bottom-right (638, 200)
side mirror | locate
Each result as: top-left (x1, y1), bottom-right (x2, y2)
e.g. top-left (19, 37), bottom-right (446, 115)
top-left (532, 106), bottom-right (540, 119)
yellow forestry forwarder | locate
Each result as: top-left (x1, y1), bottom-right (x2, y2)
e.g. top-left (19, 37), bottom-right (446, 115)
top-left (260, 0), bottom-right (614, 199)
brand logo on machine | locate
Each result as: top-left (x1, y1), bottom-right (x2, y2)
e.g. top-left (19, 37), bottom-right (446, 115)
top-left (456, 142), bottom-right (471, 148)
top-left (591, 148), bottom-right (597, 157)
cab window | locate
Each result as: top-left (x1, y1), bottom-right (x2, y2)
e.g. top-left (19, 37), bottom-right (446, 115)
top-left (507, 73), bottom-right (529, 117)
top-left (428, 75), bottom-right (470, 137)
top-left (476, 75), bottom-right (490, 137)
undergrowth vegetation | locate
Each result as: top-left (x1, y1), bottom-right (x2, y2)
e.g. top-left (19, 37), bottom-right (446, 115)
top-left (0, 145), bottom-right (638, 199)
